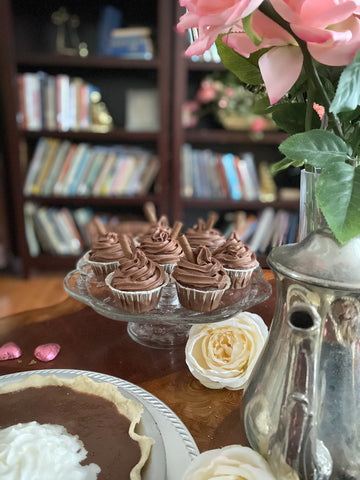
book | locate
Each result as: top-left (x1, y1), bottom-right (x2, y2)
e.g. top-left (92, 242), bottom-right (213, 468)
top-left (43, 74), bottom-right (57, 130)
top-left (107, 27), bottom-right (153, 59)
top-left (23, 137), bottom-right (48, 195)
top-left (137, 155), bottom-right (160, 195)
top-left (73, 149), bottom-right (97, 196)
top-left (31, 138), bottom-right (60, 195)
top-left (248, 207), bottom-right (276, 253)
top-left (77, 148), bottom-right (107, 196)
top-left (34, 207), bottom-right (67, 254)
top-left (53, 143), bottom-right (78, 196)
top-left (73, 207), bottom-right (94, 247)
top-left (17, 73), bottom-right (26, 129)
top-left (97, 4), bottom-right (123, 56)
top-left (234, 155), bottom-right (258, 201)
top-left (23, 72), bottom-right (42, 131)
top-left (216, 153), bottom-right (230, 198)
top-left (60, 143), bottom-right (90, 195)
top-left (24, 202), bottom-right (40, 257)
top-left (221, 153), bottom-right (242, 200)
top-left (67, 147), bottom-right (93, 196)
top-left (41, 140), bottom-right (72, 196)
top-left (109, 153), bottom-right (138, 196)
top-left (125, 89), bottom-right (159, 132)
top-left (181, 143), bottom-right (194, 198)
top-left (55, 74), bottom-right (70, 131)
top-left (92, 150), bottom-right (118, 196)
top-left (98, 151), bottom-right (122, 196)
top-left (286, 212), bottom-right (299, 244)
top-left (53, 208), bottom-right (84, 254)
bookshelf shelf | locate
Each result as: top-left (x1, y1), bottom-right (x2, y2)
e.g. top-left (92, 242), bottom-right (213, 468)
top-left (17, 54), bottom-right (159, 71)
top-left (24, 195), bottom-right (161, 207)
top-left (185, 129), bottom-right (288, 145)
top-left (22, 130), bottom-right (160, 142)
top-left (182, 198), bottom-right (300, 211)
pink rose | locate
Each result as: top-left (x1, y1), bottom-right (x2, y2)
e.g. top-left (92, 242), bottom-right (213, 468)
top-left (177, 0), bottom-right (264, 56)
top-left (250, 116), bottom-right (267, 133)
top-left (271, 0), bottom-right (360, 66)
top-left (196, 81), bottom-right (217, 103)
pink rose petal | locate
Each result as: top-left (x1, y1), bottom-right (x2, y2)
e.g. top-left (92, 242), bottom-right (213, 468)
top-left (0, 342), bottom-right (22, 361)
top-left (34, 343), bottom-right (61, 362)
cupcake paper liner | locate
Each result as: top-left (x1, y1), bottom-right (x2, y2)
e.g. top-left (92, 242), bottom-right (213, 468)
top-left (225, 261), bottom-right (259, 289)
top-left (172, 276), bottom-right (231, 313)
top-left (83, 250), bottom-right (120, 282)
top-left (105, 272), bottom-right (169, 313)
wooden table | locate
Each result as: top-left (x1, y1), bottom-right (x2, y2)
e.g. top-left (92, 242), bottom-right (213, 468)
top-left (0, 271), bottom-right (275, 453)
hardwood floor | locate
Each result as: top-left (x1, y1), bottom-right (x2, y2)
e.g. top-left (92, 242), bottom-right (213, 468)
top-left (0, 272), bottom-right (68, 317)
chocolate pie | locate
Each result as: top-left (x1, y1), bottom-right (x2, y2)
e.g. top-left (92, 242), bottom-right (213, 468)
top-left (0, 374), bottom-right (153, 479)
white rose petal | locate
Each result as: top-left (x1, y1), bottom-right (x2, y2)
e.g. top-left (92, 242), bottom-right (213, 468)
top-left (182, 445), bottom-right (276, 480)
top-left (185, 312), bottom-right (268, 390)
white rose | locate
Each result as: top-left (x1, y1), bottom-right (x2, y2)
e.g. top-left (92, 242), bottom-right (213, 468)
top-left (185, 312), bottom-right (268, 390)
top-left (182, 445), bottom-right (276, 480)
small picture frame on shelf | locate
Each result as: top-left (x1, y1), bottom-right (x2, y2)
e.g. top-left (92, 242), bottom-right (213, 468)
top-left (125, 88), bottom-right (159, 132)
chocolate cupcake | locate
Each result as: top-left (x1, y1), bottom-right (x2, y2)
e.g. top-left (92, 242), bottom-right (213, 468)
top-left (140, 221), bottom-right (183, 275)
top-left (105, 235), bottom-right (168, 313)
top-left (185, 212), bottom-right (225, 252)
top-left (213, 230), bottom-right (258, 288)
top-left (85, 231), bottom-right (126, 282)
top-left (172, 237), bottom-right (230, 312)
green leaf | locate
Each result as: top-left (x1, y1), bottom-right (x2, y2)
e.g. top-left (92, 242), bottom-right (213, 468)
top-left (316, 163), bottom-right (360, 243)
top-left (270, 157), bottom-right (304, 174)
top-left (278, 130), bottom-right (351, 168)
top-left (215, 37), bottom-right (264, 85)
top-left (271, 103), bottom-right (320, 134)
top-left (330, 51), bottom-right (360, 114)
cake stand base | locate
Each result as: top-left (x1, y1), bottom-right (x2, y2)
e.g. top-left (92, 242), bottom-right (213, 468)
top-left (127, 322), bottom-right (191, 349)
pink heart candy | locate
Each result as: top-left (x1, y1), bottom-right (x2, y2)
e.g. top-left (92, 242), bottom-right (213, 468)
top-left (34, 343), bottom-right (61, 362)
top-left (0, 342), bottom-right (22, 361)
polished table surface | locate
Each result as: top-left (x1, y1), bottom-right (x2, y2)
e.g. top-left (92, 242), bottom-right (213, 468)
top-left (0, 270), bottom-right (275, 453)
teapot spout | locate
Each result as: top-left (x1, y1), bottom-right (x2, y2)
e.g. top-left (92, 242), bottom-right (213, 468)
top-left (267, 304), bottom-right (332, 480)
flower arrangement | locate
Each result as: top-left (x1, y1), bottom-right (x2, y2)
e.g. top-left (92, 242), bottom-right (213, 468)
top-left (183, 71), bottom-right (276, 136)
top-left (177, 0), bottom-right (360, 244)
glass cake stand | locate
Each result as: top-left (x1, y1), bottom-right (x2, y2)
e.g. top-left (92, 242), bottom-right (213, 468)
top-left (63, 260), bottom-right (272, 349)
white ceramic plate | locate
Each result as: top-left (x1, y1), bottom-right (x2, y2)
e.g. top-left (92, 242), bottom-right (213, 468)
top-left (0, 369), bottom-right (199, 480)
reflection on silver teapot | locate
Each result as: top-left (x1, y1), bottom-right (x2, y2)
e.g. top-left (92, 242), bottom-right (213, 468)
top-left (242, 228), bottom-right (360, 480)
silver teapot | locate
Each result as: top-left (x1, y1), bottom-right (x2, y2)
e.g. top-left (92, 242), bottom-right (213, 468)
top-left (242, 228), bottom-right (360, 480)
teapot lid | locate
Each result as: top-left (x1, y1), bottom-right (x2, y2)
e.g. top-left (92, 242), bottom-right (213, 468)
top-left (267, 228), bottom-right (360, 290)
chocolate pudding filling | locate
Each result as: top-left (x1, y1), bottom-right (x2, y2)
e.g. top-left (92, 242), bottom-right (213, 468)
top-left (0, 385), bottom-right (140, 480)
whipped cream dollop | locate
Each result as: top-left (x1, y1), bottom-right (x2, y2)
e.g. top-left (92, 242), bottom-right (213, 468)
top-left (0, 422), bottom-right (100, 480)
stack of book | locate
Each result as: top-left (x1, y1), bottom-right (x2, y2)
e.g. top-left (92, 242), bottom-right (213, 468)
top-left (24, 203), bottom-right (93, 257)
top-left (224, 208), bottom-right (299, 254)
top-left (23, 138), bottom-right (160, 197)
top-left (106, 27), bottom-right (154, 59)
top-left (17, 72), bottom-right (107, 131)
top-left (181, 144), bottom-right (261, 200)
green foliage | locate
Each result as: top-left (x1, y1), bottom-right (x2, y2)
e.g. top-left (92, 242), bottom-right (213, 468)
top-left (271, 104), bottom-right (320, 134)
top-left (316, 163), bottom-right (360, 243)
top-left (330, 52), bottom-right (360, 114)
top-left (215, 37), bottom-right (264, 85)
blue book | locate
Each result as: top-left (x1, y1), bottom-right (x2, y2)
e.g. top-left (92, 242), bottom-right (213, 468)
top-left (97, 5), bottom-right (123, 56)
top-left (287, 212), bottom-right (299, 244)
top-left (221, 153), bottom-right (242, 200)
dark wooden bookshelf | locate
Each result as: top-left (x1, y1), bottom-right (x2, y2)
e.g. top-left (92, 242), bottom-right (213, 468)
top-left (1, 0), bottom-right (172, 276)
top-left (1, 1), bottom-right (300, 276)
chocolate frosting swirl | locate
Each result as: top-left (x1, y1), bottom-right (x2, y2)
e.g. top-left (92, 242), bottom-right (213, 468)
top-left (111, 248), bottom-right (165, 292)
top-left (89, 232), bottom-right (124, 262)
top-left (140, 228), bottom-right (183, 265)
top-left (172, 246), bottom-right (228, 290)
top-left (137, 215), bottom-right (171, 244)
top-left (213, 231), bottom-right (257, 269)
top-left (185, 219), bottom-right (225, 250)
